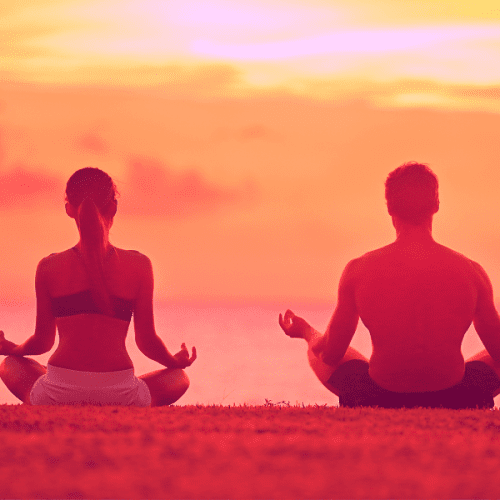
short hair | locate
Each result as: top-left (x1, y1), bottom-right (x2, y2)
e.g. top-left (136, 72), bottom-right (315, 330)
top-left (385, 162), bottom-right (439, 225)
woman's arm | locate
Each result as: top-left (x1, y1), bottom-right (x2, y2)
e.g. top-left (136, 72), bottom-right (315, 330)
top-left (133, 255), bottom-right (195, 369)
top-left (10, 259), bottom-right (56, 356)
top-left (0, 331), bottom-right (18, 355)
top-left (4, 258), bottom-right (56, 357)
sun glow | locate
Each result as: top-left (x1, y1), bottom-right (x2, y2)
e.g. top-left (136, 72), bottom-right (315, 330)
top-left (192, 24), bottom-right (500, 59)
top-left (2, 0), bottom-right (499, 89)
top-left (1, 0), bottom-right (500, 303)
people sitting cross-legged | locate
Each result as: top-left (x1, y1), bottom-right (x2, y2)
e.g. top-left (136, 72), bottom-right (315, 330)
top-left (280, 162), bottom-right (500, 409)
top-left (0, 167), bottom-right (196, 406)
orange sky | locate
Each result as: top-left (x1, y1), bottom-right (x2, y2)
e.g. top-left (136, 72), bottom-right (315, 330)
top-left (1, 0), bottom-right (500, 304)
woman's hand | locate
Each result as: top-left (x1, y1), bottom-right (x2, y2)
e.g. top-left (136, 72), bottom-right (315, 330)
top-left (0, 331), bottom-right (18, 356)
top-left (279, 310), bottom-right (313, 340)
top-left (170, 343), bottom-right (197, 369)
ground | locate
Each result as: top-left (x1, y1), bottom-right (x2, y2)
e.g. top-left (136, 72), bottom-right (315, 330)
top-left (0, 403), bottom-right (499, 498)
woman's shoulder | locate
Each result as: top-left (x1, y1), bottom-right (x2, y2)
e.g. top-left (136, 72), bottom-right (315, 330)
top-left (35, 248), bottom-right (78, 285)
top-left (114, 247), bottom-right (150, 261)
top-left (37, 248), bottom-right (75, 267)
top-left (113, 247), bottom-right (152, 271)
top-left (40, 246), bottom-right (150, 261)
top-left (38, 246), bottom-right (152, 271)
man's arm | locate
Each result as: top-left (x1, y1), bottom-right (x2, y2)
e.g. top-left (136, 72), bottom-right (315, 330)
top-left (315, 260), bottom-right (360, 366)
top-left (472, 261), bottom-right (500, 366)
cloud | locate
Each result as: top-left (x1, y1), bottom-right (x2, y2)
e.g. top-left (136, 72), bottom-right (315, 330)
top-left (0, 131), bottom-right (4, 165)
top-left (0, 158), bottom-right (256, 216)
top-left (451, 85), bottom-right (500, 100)
top-left (0, 166), bottom-right (64, 209)
top-left (192, 24), bottom-right (500, 60)
top-left (76, 132), bottom-right (109, 155)
top-left (120, 157), bottom-right (257, 218)
top-left (0, 0), bottom-right (68, 17)
top-left (96, 64), bottom-right (242, 96)
top-left (369, 81), bottom-right (500, 112)
top-left (0, 25), bottom-right (62, 59)
top-left (3, 63), bottom-right (243, 96)
top-left (290, 78), bottom-right (500, 112)
top-left (238, 125), bottom-right (270, 141)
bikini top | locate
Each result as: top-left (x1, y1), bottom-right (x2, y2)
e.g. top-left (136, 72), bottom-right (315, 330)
top-left (51, 289), bottom-right (134, 322)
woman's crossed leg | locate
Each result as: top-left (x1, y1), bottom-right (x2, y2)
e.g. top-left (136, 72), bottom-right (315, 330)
top-left (0, 355), bottom-right (190, 406)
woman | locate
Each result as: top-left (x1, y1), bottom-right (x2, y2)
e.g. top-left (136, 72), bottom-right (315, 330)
top-left (0, 167), bottom-right (196, 406)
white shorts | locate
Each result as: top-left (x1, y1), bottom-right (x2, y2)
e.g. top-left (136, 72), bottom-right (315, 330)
top-left (30, 364), bottom-right (151, 407)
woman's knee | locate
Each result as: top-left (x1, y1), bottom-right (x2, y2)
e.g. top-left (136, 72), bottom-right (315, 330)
top-left (0, 356), bottom-right (7, 381)
top-left (0, 355), bottom-right (22, 379)
top-left (0, 356), bottom-right (45, 403)
top-left (1, 355), bottom-right (43, 375)
top-left (170, 369), bottom-right (190, 392)
top-left (147, 369), bottom-right (190, 406)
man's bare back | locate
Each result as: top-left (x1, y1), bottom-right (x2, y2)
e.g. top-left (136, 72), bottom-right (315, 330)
top-left (280, 162), bottom-right (500, 406)
top-left (348, 236), bottom-right (481, 391)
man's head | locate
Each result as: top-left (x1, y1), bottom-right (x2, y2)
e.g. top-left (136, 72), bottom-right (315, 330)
top-left (385, 162), bottom-right (439, 226)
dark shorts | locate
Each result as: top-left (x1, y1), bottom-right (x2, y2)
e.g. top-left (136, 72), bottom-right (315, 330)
top-left (327, 360), bottom-right (500, 409)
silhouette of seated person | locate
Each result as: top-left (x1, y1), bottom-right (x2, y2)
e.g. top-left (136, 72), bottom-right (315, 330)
top-left (280, 162), bottom-right (500, 408)
top-left (0, 167), bottom-right (196, 406)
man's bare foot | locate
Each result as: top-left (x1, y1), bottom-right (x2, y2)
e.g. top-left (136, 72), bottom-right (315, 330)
top-left (279, 310), bottom-right (313, 341)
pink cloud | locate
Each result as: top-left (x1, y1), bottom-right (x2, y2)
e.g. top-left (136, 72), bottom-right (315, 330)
top-left (239, 125), bottom-right (269, 141)
top-left (0, 166), bottom-right (64, 209)
top-left (0, 131), bottom-right (4, 165)
top-left (0, 25), bottom-right (58, 59)
top-left (76, 133), bottom-right (109, 155)
top-left (451, 86), bottom-right (500, 100)
top-left (120, 158), bottom-right (257, 218)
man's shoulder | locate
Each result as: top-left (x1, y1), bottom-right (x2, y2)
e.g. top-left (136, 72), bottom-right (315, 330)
top-left (345, 241), bottom-right (485, 276)
top-left (434, 242), bottom-right (471, 259)
top-left (434, 245), bottom-right (494, 295)
top-left (346, 243), bottom-right (395, 267)
top-left (434, 243), bottom-right (485, 272)
top-left (340, 248), bottom-right (388, 280)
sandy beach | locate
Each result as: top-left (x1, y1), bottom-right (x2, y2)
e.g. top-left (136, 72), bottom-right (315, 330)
top-left (1, 404), bottom-right (500, 498)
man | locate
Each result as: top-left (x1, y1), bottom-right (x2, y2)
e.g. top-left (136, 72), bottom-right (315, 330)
top-left (279, 162), bottom-right (500, 408)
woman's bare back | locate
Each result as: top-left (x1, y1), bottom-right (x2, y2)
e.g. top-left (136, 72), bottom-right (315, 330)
top-left (42, 246), bottom-right (149, 371)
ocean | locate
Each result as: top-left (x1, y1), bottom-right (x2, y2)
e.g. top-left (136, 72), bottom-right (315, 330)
top-left (0, 302), bottom-right (494, 406)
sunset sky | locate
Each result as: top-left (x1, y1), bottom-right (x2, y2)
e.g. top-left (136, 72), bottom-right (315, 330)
top-left (1, 0), bottom-right (500, 305)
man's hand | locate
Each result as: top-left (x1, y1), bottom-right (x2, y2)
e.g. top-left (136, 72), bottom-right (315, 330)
top-left (0, 331), bottom-right (18, 356)
top-left (170, 343), bottom-right (197, 369)
top-left (279, 310), bottom-right (313, 340)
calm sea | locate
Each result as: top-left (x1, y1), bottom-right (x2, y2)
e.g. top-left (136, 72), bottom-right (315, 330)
top-left (0, 303), bottom-right (493, 406)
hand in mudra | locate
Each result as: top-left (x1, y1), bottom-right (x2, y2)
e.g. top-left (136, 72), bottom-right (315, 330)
top-left (0, 331), bottom-right (17, 356)
top-left (171, 343), bottom-right (197, 369)
top-left (279, 310), bottom-right (311, 339)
